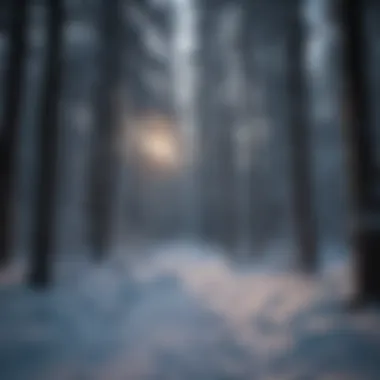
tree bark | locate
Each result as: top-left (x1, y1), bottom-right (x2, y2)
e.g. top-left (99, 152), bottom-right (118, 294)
top-left (0, 0), bottom-right (29, 267)
top-left (288, 0), bottom-right (318, 272)
top-left (28, 0), bottom-right (64, 288)
top-left (88, 0), bottom-right (123, 259)
top-left (340, 0), bottom-right (380, 303)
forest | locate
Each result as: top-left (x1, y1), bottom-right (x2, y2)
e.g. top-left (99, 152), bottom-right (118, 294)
top-left (1, 0), bottom-right (380, 379)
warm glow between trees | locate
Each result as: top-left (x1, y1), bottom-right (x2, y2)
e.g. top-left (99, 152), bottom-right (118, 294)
top-left (134, 114), bottom-right (181, 171)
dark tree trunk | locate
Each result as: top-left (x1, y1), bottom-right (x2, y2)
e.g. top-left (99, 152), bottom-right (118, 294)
top-left (0, 0), bottom-right (29, 267)
top-left (88, 0), bottom-right (123, 259)
top-left (0, 0), bottom-right (10, 34)
top-left (288, 0), bottom-right (318, 273)
top-left (28, 0), bottom-right (64, 288)
top-left (340, 0), bottom-right (380, 304)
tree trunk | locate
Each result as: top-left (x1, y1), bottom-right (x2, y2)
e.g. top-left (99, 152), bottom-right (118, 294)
top-left (288, 0), bottom-right (318, 272)
top-left (0, 0), bottom-right (29, 267)
top-left (28, 0), bottom-right (64, 288)
top-left (88, 0), bottom-right (123, 259)
top-left (340, 0), bottom-right (380, 303)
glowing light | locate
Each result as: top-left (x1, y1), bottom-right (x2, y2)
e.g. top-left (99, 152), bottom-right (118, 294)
top-left (132, 114), bottom-right (181, 171)
top-left (139, 128), bottom-right (179, 168)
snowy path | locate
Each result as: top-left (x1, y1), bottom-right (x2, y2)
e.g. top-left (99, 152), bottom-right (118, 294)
top-left (0, 241), bottom-right (379, 380)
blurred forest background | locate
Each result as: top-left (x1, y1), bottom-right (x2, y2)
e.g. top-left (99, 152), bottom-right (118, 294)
top-left (3, 1), bottom-right (380, 379)
top-left (0, 0), bottom-right (379, 276)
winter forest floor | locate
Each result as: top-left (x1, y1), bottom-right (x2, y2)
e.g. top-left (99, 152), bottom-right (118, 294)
top-left (0, 240), bottom-right (380, 380)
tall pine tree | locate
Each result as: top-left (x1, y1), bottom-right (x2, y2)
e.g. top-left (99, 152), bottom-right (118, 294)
top-left (29, 0), bottom-right (64, 287)
top-left (88, 0), bottom-right (123, 259)
top-left (341, 0), bottom-right (380, 306)
top-left (288, 0), bottom-right (318, 272)
top-left (0, 0), bottom-right (29, 266)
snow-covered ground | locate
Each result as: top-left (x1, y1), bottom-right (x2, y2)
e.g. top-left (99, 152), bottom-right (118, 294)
top-left (0, 240), bottom-right (379, 380)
